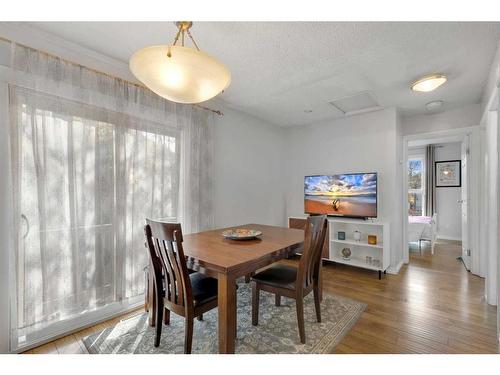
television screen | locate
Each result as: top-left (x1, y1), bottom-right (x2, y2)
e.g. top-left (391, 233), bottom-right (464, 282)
top-left (304, 173), bottom-right (377, 218)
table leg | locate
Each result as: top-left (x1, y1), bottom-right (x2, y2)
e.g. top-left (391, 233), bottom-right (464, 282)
top-left (218, 273), bottom-right (237, 354)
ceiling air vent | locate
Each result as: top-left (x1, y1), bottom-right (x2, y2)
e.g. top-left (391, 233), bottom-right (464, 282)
top-left (328, 91), bottom-right (381, 116)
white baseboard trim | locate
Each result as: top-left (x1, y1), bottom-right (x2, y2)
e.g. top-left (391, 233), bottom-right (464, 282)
top-left (437, 235), bottom-right (461, 241)
top-left (387, 261), bottom-right (404, 275)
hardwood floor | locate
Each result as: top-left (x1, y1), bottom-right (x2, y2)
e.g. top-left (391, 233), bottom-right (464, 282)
top-left (330, 240), bottom-right (499, 354)
top-left (23, 240), bottom-right (498, 354)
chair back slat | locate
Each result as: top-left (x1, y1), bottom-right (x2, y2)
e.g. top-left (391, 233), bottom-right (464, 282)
top-left (167, 240), bottom-right (185, 304)
top-left (155, 238), bottom-right (171, 301)
top-left (297, 215), bottom-right (327, 290)
top-left (160, 239), bottom-right (177, 303)
top-left (144, 219), bottom-right (193, 310)
top-left (145, 227), bottom-right (164, 300)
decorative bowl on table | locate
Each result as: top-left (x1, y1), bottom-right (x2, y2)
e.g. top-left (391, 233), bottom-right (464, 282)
top-left (222, 228), bottom-right (263, 240)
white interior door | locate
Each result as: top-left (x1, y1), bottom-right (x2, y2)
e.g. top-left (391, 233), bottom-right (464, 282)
top-left (461, 136), bottom-right (471, 270)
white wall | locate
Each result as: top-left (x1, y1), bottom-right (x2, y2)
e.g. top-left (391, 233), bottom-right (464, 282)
top-left (434, 142), bottom-right (462, 240)
top-left (284, 108), bottom-right (403, 271)
top-left (485, 111), bottom-right (498, 306)
top-left (401, 103), bottom-right (481, 136)
top-left (213, 106), bottom-right (286, 228)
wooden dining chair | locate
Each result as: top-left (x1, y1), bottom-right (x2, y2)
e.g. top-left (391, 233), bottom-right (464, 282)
top-left (144, 219), bottom-right (219, 353)
top-left (250, 215), bottom-right (327, 344)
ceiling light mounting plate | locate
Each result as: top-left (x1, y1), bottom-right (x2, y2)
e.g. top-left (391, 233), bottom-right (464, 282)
top-left (175, 21), bottom-right (193, 31)
top-left (426, 100), bottom-right (444, 111)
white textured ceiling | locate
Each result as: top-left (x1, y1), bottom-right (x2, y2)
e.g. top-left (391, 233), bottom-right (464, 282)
top-left (27, 22), bottom-right (500, 126)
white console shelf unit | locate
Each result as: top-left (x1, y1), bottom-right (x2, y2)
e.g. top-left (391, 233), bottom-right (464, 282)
top-left (328, 218), bottom-right (390, 279)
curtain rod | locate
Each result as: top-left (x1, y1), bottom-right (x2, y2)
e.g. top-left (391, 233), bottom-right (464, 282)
top-left (0, 36), bottom-right (224, 116)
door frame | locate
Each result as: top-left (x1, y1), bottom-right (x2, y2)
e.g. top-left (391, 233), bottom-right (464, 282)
top-left (401, 126), bottom-right (481, 272)
top-left (0, 81), bottom-right (12, 353)
top-left (460, 133), bottom-right (471, 269)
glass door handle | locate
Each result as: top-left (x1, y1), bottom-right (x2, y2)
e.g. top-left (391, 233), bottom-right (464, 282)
top-left (21, 214), bottom-right (30, 239)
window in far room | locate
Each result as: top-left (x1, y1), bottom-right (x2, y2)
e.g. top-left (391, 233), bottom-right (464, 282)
top-left (408, 157), bottom-right (425, 216)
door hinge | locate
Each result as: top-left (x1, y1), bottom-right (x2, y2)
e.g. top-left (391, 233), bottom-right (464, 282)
top-left (466, 249), bottom-right (471, 257)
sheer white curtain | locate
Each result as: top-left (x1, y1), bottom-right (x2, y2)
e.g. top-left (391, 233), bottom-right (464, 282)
top-left (8, 43), bottom-right (214, 349)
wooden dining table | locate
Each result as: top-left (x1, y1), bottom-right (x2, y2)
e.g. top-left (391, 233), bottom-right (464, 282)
top-left (146, 223), bottom-right (304, 354)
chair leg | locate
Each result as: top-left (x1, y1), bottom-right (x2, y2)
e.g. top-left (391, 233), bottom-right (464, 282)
top-left (234, 309), bottom-right (238, 340)
top-left (313, 285), bottom-right (321, 323)
top-left (154, 300), bottom-right (163, 347)
top-left (184, 317), bottom-right (194, 354)
top-left (318, 262), bottom-right (323, 302)
top-left (275, 294), bottom-right (281, 307)
top-left (419, 239), bottom-right (422, 255)
top-left (295, 298), bottom-right (306, 344)
top-left (148, 277), bottom-right (156, 327)
top-left (145, 271), bottom-right (149, 312)
top-left (163, 308), bottom-right (170, 325)
top-left (197, 314), bottom-right (203, 321)
top-left (252, 282), bottom-right (260, 326)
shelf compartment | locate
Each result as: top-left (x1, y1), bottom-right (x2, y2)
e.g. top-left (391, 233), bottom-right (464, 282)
top-left (330, 256), bottom-right (384, 271)
top-left (330, 238), bottom-right (383, 249)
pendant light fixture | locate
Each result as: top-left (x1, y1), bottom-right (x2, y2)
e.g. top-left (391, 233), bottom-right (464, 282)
top-left (130, 21), bottom-right (231, 104)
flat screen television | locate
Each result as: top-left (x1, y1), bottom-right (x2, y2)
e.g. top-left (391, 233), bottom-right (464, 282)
top-left (304, 173), bottom-right (377, 218)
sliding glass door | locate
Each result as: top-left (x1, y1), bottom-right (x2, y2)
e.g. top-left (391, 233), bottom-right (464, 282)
top-left (10, 87), bottom-right (180, 349)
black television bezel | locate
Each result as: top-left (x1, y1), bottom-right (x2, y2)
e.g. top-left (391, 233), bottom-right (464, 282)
top-left (304, 172), bottom-right (378, 219)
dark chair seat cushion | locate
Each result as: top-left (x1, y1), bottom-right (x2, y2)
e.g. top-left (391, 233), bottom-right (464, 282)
top-left (251, 264), bottom-right (298, 290)
top-left (190, 273), bottom-right (218, 306)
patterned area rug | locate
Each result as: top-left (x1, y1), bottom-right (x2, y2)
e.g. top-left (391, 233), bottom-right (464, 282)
top-left (83, 283), bottom-right (366, 354)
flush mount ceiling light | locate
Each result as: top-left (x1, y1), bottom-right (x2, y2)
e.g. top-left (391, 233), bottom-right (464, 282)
top-left (130, 21), bottom-right (231, 104)
top-left (411, 74), bottom-right (447, 92)
top-left (426, 100), bottom-right (444, 111)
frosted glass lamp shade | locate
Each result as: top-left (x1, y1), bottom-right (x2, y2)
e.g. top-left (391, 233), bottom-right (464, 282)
top-left (411, 74), bottom-right (447, 92)
top-left (130, 45), bottom-right (231, 104)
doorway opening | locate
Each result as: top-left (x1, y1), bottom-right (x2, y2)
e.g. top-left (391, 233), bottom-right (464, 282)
top-left (402, 127), bottom-right (479, 273)
top-left (406, 138), bottom-right (467, 270)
